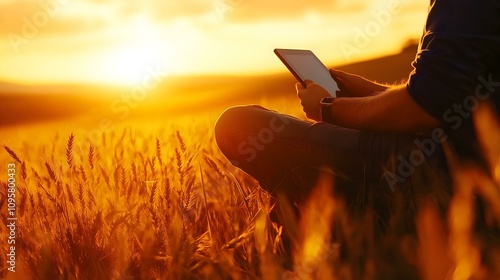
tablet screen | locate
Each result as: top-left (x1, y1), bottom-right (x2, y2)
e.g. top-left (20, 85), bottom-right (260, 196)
top-left (275, 49), bottom-right (339, 97)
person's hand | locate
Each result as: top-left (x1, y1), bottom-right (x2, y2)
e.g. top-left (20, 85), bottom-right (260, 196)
top-left (296, 80), bottom-right (330, 121)
top-left (329, 69), bottom-right (388, 97)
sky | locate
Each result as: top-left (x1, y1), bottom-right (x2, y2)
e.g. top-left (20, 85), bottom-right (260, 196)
top-left (0, 0), bottom-right (429, 85)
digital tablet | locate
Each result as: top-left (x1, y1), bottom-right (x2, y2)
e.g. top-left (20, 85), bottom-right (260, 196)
top-left (274, 49), bottom-right (340, 97)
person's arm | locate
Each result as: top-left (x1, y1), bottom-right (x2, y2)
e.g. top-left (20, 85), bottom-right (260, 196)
top-left (330, 69), bottom-right (389, 97)
top-left (297, 81), bottom-right (439, 133)
top-left (329, 85), bottom-right (439, 132)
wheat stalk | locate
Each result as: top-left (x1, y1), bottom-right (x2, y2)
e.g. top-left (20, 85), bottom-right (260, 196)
top-left (29, 193), bottom-right (36, 210)
top-left (56, 181), bottom-right (65, 206)
top-left (141, 155), bottom-right (148, 180)
top-left (65, 183), bottom-right (75, 205)
top-left (149, 182), bottom-right (157, 205)
top-left (156, 137), bottom-right (163, 167)
top-left (203, 155), bottom-right (226, 179)
top-left (3, 145), bottom-right (21, 163)
top-left (87, 188), bottom-right (96, 209)
top-left (175, 148), bottom-right (184, 185)
top-left (98, 164), bottom-right (110, 188)
top-left (176, 130), bottom-right (186, 153)
top-left (109, 215), bottom-right (128, 238)
top-left (148, 157), bottom-right (156, 177)
top-left (90, 211), bottom-right (102, 240)
top-left (77, 183), bottom-right (85, 212)
top-left (45, 162), bottom-right (57, 182)
top-left (88, 144), bottom-right (95, 169)
top-left (131, 162), bottom-right (137, 183)
top-left (21, 161), bottom-right (27, 180)
top-left (183, 177), bottom-right (196, 211)
top-left (120, 164), bottom-right (127, 186)
top-left (126, 176), bottom-right (134, 201)
top-left (79, 165), bottom-right (87, 182)
top-left (40, 184), bottom-right (56, 205)
top-left (113, 165), bottom-right (120, 188)
top-left (37, 192), bottom-right (48, 217)
top-left (199, 163), bottom-right (213, 242)
top-left (66, 133), bottom-right (75, 167)
top-left (164, 178), bottom-right (172, 208)
top-left (227, 171), bottom-right (251, 217)
top-left (32, 167), bottom-right (41, 181)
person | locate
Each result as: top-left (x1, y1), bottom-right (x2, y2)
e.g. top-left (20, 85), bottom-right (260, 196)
top-left (214, 0), bottom-right (500, 208)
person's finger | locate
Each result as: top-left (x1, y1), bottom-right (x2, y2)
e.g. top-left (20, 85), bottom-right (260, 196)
top-left (295, 82), bottom-right (304, 91)
top-left (329, 68), bottom-right (351, 79)
top-left (297, 88), bottom-right (306, 99)
top-left (296, 82), bottom-right (307, 99)
top-left (329, 69), bottom-right (350, 94)
top-left (304, 80), bottom-right (315, 86)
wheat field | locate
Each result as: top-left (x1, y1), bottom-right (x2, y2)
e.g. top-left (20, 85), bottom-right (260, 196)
top-left (0, 104), bottom-right (499, 280)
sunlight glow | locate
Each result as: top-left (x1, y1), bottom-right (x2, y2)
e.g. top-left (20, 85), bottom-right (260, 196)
top-left (108, 43), bottom-right (162, 85)
top-left (103, 17), bottom-right (170, 85)
top-left (0, 0), bottom-right (429, 85)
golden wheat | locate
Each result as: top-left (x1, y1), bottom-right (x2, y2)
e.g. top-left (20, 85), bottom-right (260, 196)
top-left (0, 108), bottom-right (499, 280)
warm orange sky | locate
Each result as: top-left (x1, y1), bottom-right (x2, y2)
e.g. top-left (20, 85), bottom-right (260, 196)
top-left (0, 0), bottom-right (428, 85)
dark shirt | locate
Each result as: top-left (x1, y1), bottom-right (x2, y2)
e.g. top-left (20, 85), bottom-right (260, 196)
top-left (407, 0), bottom-right (500, 161)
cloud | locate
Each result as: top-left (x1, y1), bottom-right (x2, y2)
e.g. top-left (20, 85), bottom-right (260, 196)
top-left (115, 0), bottom-right (211, 22)
top-left (212, 0), bottom-right (367, 23)
top-left (90, 0), bottom-right (349, 22)
top-left (116, 0), bottom-right (369, 24)
top-left (0, 0), bottom-right (109, 37)
top-left (0, 0), bottom-right (370, 37)
top-left (0, 0), bottom-right (377, 57)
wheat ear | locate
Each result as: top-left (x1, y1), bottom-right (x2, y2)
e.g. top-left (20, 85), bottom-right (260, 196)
top-left (66, 133), bottom-right (74, 167)
top-left (3, 145), bottom-right (21, 163)
top-left (88, 144), bottom-right (95, 169)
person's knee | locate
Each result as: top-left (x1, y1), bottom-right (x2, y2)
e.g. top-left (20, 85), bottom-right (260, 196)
top-left (215, 106), bottom-right (241, 147)
top-left (215, 105), bottom-right (256, 154)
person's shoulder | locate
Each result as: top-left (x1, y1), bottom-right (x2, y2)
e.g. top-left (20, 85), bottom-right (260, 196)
top-left (427, 0), bottom-right (500, 34)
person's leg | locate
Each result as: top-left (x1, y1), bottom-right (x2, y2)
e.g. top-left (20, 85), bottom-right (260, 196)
top-left (214, 105), bottom-right (450, 263)
top-left (215, 105), bottom-right (367, 264)
top-left (215, 105), bottom-right (366, 203)
top-left (214, 105), bottom-right (447, 204)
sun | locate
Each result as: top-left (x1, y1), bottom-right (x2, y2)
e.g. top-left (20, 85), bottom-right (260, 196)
top-left (109, 44), bottom-right (163, 85)
top-left (102, 18), bottom-right (172, 86)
